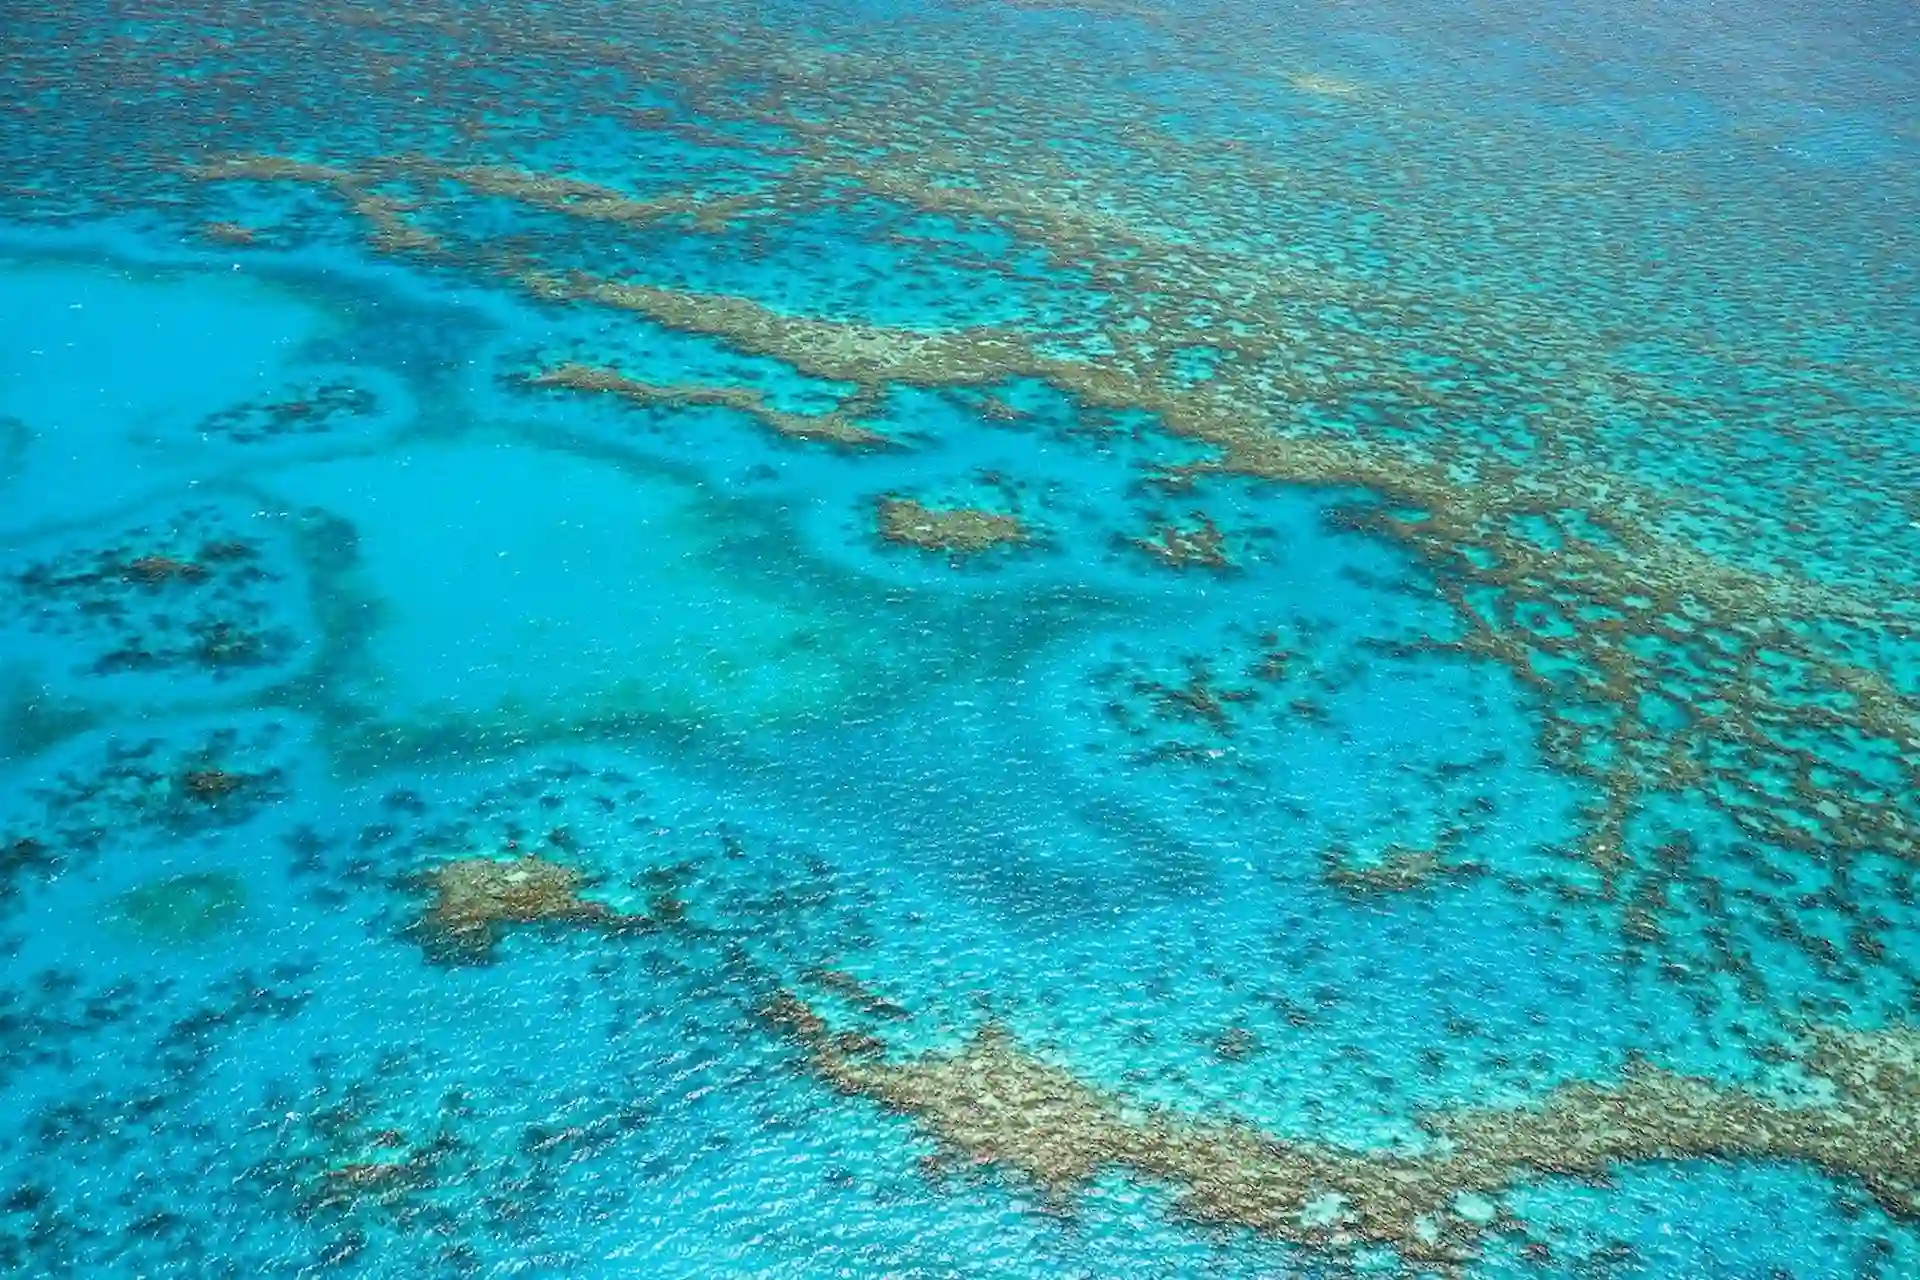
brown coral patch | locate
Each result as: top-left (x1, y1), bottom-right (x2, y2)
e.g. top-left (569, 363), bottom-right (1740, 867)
top-left (123, 554), bottom-right (207, 586)
top-left (177, 50), bottom-right (1920, 987)
top-left (184, 155), bottom-right (444, 256)
top-left (1134, 665), bottom-right (1252, 735)
top-left (199, 221), bottom-right (259, 246)
top-left (1322, 841), bottom-right (1486, 895)
top-left (1134, 513), bottom-right (1229, 570)
top-left (804, 965), bottom-right (911, 1020)
top-left (412, 855), bottom-right (638, 963)
top-left (876, 496), bottom-right (1027, 554)
top-left (435, 163), bottom-right (758, 231)
top-left (181, 767), bottom-right (246, 800)
top-left (1213, 1026), bottom-right (1258, 1061)
top-left (322, 1160), bottom-right (412, 1193)
top-left (525, 362), bottom-right (888, 447)
top-left (765, 993), bottom-right (1920, 1265)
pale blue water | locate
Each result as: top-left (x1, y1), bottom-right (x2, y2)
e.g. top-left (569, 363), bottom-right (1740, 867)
top-left (2, 1), bottom-right (1918, 1276)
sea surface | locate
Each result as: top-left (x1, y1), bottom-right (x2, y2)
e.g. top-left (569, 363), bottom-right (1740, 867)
top-left (1, 1), bottom-right (1918, 1276)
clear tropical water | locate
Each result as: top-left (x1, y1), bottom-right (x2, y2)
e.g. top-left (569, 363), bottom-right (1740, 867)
top-left (1, 1), bottom-right (1917, 1276)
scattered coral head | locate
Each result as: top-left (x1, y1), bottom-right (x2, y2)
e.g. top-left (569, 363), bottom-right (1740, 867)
top-left (976, 394), bottom-right (1025, 423)
top-left (123, 554), bottom-right (207, 585)
top-left (804, 965), bottom-right (911, 1020)
top-left (1321, 839), bottom-right (1484, 894)
top-left (1214, 1026), bottom-right (1257, 1061)
top-left (876, 496), bottom-right (1028, 554)
top-left (413, 855), bottom-right (638, 962)
top-left (307, 1155), bottom-right (431, 1216)
top-left (323, 1160), bottom-right (411, 1192)
top-left (182, 768), bottom-right (245, 800)
top-left (1134, 513), bottom-right (1228, 570)
top-left (200, 221), bottom-right (259, 246)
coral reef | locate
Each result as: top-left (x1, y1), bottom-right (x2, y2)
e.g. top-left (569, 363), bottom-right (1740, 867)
top-left (195, 379), bottom-right (382, 445)
top-left (767, 993), bottom-right (1920, 1265)
top-left (1322, 839), bottom-right (1486, 896)
top-left (525, 363), bottom-right (888, 447)
top-left (0, 720), bottom-right (294, 915)
top-left (246, 1070), bottom-right (468, 1249)
top-left (156, 41), bottom-right (1920, 1009)
top-left (5, 1), bottom-right (1919, 1272)
top-left (3, 504), bottom-right (305, 687)
top-left (875, 496), bottom-right (1028, 554)
top-left (1089, 651), bottom-right (1278, 768)
top-left (410, 855), bottom-right (640, 963)
top-left (802, 966), bottom-right (911, 1021)
top-left (122, 555), bottom-right (207, 586)
top-left (1133, 513), bottom-right (1228, 570)
top-left (236, 1050), bottom-right (660, 1270)
top-left (198, 221), bottom-right (258, 246)
top-left (184, 154), bottom-right (446, 256)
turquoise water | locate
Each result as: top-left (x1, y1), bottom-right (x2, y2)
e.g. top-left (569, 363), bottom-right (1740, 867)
top-left (2, 1), bottom-right (1918, 1275)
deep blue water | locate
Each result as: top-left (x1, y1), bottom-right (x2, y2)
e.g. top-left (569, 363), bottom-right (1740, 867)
top-left (1, 1), bottom-right (1918, 1276)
